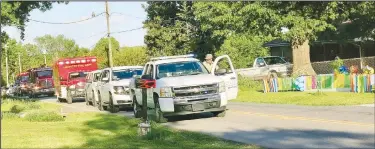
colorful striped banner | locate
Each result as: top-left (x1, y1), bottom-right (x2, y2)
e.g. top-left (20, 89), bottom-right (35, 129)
top-left (262, 74), bottom-right (375, 93)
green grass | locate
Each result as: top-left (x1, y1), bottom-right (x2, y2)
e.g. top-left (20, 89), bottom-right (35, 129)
top-left (1, 98), bottom-right (61, 113)
top-left (234, 89), bottom-right (374, 106)
top-left (1, 112), bottom-right (259, 149)
top-left (234, 76), bottom-right (375, 106)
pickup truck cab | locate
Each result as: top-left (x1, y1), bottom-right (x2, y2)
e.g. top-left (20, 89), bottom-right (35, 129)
top-left (84, 70), bottom-right (102, 106)
top-left (97, 66), bottom-right (143, 113)
top-left (237, 56), bottom-right (292, 80)
top-left (129, 54), bottom-right (238, 122)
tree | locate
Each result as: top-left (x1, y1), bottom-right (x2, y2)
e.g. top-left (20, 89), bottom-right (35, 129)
top-left (90, 37), bottom-right (120, 69)
top-left (1, 1), bottom-right (67, 87)
top-left (114, 46), bottom-right (149, 66)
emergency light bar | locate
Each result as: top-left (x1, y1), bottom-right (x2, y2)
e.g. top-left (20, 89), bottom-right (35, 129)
top-left (150, 54), bottom-right (195, 61)
top-left (58, 58), bottom-right (97, 65)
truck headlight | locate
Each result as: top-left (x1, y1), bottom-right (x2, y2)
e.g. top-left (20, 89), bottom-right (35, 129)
top-left (113, 86), bottom-right (127, 95)
top-left (160, 87), bottom-right (174, 98)
top-left (218, 82), bottom-right (226, 93)
top-left (69, 85), bottom-right (76, 89)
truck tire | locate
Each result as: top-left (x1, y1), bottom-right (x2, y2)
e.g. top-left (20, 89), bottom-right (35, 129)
top-left (91, 92), bottom-right (97, 107)
top-left (268, 72), bottom-right (278, 79)
top-left (28, 91), bottom-right (34, 99)
top-left (85, 93), bottom-right (90, 106)
top-left (212, 110), bottom-right (226, 117)
top-left (153, 96), bottom-right (168, 123)
top-left (109, 94), bottom-right (119, 113)
top-left (133, 95), bottom-right (142, 118)
top-left (97, 93), bottom-right (104, 111)
top-left (66, 91), bottom-right (73, 104)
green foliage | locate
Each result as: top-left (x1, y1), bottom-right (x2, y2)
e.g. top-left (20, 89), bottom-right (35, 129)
top-left (90, 37), bottom-right (120, 69)
top-left (24, 110), bottom-right (64, 122)
top-left (10, 105), bottom-right (26, 113)
top-left (216, 34), bottom-right (272, 68)
top-left (114, 46), bottom-right (149, 66)
top-left (331, 58), bottom-right (344, 71)
top-left (237, 75), bottom-right (263, 91)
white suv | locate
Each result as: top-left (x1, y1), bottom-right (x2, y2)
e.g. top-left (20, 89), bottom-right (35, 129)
top-left (97, 66), bottom-right (143, 113)
top-left (129, 54), bottom-right (238, 122)
top-left (84, 70), bottom-right (102, 106)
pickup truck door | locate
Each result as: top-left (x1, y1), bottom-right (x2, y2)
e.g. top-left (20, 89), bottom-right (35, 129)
top-left (211, 55), bottom-right (238, 100)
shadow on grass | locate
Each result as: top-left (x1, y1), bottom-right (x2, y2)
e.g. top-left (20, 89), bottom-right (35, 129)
top-left (62, 114), bottom-right (256, 149)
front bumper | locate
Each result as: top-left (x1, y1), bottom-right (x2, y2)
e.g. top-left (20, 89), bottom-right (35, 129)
top-left (112, 94), bottom-right (133, 105)
top-left (160, 92), bottom-right (228, 116)
top-left (69, 88), bottom-right (85, 98)
top-left (33, 88), bottom-right (55, 95)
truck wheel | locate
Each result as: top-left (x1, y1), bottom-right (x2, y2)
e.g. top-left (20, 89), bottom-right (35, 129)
top-left (66, 91), bottom-right (73, 104)
top-left (212, 110), bottom-right (226, 117)
top-left (97, 93), bottom-right (104, 111)
top-left (133, 96), bottom-right (142, 118)
top-left (153, 96), bottom-right (168, 123)
top-left (28, 91), bottom-right (34, 99)
top-left (109, 94), bottom-right (119, 113)
top-left (85, 93), bottom-right (90, 106)
top-left (91, 92), bottom-right (97, 107)
top-left (269, 72), bottom-right (278, 79)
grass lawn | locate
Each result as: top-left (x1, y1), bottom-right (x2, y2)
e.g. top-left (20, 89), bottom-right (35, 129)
top-left (1, 99), bottom-right (259, 149)
top-left (234, 88), bottom-right (374, 106)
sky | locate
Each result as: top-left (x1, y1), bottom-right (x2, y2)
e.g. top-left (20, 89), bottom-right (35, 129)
top-left (3, 2), bottom-right (147, 49)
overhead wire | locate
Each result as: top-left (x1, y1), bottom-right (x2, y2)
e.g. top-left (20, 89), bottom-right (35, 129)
top-left (27, 12), bottom-right (106, 24)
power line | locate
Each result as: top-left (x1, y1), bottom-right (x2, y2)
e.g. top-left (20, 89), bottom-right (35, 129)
top-left (27, 12), bottom-right (106, 25)
top-left (110, 27), bottom-right (143, 35)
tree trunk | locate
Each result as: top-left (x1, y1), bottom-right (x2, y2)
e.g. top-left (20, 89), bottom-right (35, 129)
top-left (292, 39), bottom-right (317, 76)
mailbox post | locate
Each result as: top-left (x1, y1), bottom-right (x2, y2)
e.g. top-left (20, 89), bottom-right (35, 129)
top-left (136, 77), bottom-right (156, 137)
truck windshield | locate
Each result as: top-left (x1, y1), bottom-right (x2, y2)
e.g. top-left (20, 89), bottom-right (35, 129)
top-left (36, 70), bottom-right (52, 77)
top-left (112, 69), bottom-right (143, 80)
top-left (263, 57), bottom-right (287, 65)
top-left (157, 61), bottom-right (208, 79)
top-left (20, 76), bottom-right (29, 82)
top-left (69, 72), bottom-right (87, 79)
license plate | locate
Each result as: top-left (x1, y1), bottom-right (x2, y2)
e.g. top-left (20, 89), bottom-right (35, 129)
top-left (192, 104), bottom-right (205, 111)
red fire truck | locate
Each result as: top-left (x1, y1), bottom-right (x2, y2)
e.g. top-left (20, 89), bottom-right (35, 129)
top-left (53, 56), bottom-right (98, 104)
top-left (14, 72), bottom-right (30, 96)
top-left (26, 66), bottom-right (55, 98)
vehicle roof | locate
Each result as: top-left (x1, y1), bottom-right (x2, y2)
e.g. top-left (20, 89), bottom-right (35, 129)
top-left (149, 58), bottom-right (200, 65)
top-left (102, 66), bottom-right (143, 71)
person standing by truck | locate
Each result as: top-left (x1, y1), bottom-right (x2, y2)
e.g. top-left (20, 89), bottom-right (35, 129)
top-left (203, 54), bottom-right (218, 73)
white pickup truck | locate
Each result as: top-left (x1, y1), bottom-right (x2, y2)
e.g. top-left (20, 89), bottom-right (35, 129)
top-left (129, 54), bottom-right (238, 122)
top-left (97, 66), bottom-right (143, 113)
top-left (237, 56), bottom-right (292, 80)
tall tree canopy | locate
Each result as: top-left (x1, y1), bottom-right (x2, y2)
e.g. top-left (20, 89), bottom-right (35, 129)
top-left (143, 2), bottom-right (375, 75)
top-left (90, 37), bottom-right (120, 69)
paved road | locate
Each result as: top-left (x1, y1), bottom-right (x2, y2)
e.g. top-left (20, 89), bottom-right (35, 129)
top-left (39, 96), bottom-right (375, 149)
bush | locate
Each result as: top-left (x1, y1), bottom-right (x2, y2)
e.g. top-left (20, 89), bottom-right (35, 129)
top-left (238, 75), bottom-right (263, 91)
top-left (10, 105), bottom-right (26, 113)
top-left (24, 110), bottom-right (64, 122)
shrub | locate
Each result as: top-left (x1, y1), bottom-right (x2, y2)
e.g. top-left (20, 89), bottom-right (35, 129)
top-left (238, 75), bottom-right (263, 91)
top-left (10, 105), bottom-right (26, 113)
top-left (24, 110), bottom-right (64, 122)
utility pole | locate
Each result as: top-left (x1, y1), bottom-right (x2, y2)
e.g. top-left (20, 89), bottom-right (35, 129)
top-left (18, 53), bottom-right (22, 73)
top-left (105, 1), bottom-right (113, 68)
top-left (5, 44), bottom-right (9, 87)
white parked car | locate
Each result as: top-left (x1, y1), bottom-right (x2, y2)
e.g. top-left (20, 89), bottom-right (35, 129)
top-left (97, 66), bottom-right (143, 113)
top-left (84, 70), bottom-right (102, 106)
top-left (129, 54), bottom-right (238, 122)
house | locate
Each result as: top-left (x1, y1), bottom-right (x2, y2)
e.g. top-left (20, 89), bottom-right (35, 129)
top-left (263, 39), bottom-right (375, 63)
